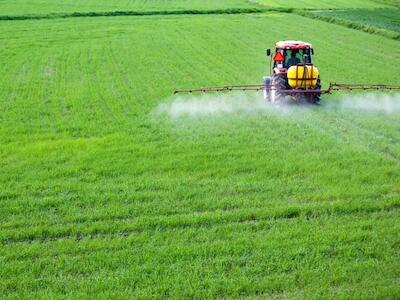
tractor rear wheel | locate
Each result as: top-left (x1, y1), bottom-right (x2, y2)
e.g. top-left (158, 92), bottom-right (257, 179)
top-left (312, 78), bottom-right (322, 104)
top-left (271, 74), bottom-right (287, 103)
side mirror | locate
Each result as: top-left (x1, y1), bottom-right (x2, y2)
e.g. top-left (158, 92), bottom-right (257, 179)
top-left (266, 49), bottom-right (271, 56)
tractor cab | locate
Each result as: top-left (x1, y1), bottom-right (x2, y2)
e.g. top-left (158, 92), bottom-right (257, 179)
top-left (267, 40), bottom-right (314, 72)
top-left (264, 40), bottom-right (320, 103)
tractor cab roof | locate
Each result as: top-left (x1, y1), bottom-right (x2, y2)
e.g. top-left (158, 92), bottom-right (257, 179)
top-left (276, 40), bottom-right (313, 50)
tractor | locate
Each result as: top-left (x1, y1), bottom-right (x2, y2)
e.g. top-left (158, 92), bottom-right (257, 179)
top-left (263, 40), bottom-right (321, 104)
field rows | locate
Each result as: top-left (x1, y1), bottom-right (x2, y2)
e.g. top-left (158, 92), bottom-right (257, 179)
top-left (1, 9), bottom-right (399, 299)
top-left (0, 0), bottom-right (396, 16)
top-left (0, 0), bottom-right (260, 16)
top-left (1, 212), bottom-right (399, 298)
top-left (0, 14), bottom-right (399, 126)
top-left (2, 210), bottom-right (397, 261)
top-left (314, 8), bottom-right (400, 32)
top-left (298, 8), bottom-right (400, 40)
top-left (254, 0), bottom-right (396, 8)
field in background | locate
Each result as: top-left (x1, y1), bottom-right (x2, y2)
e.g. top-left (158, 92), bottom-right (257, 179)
top-left (0, 0), bottom-right (259, 16)
top-left (1, 1), bottom-right (399, 299)
top-left (313, 8), bottom-right (400, 32)
top-left (0, 0), bottom-right (400, 16)
top-left (0, 0), bottom-right (397, 18)
top-left (253, 0), bottom-right (395, 8)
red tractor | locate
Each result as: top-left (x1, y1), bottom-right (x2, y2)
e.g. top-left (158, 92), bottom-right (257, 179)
top-left (263, 40), bottom-right (321, 104)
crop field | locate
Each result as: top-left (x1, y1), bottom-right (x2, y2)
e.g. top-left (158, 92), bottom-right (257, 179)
top-left (313, 8), bottom-right (400, 32)
top-left (0, 0), bottom-right (397, 18)
top-left (1, 1), bottom-right (400, 299)
top-left (0, 0), bottom-right (259, 17)
top-left (253, 0), bottom-right (394, 9)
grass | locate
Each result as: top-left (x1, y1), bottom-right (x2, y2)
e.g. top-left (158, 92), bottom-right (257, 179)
top-left (313, 8), bottom-right (400, 33)
top-left (0, 8), bottom-right (272, 21)
top-left (0, 0), bottom-right (259, 16)
top-left (297, 8), bottom-right (400, 40)
top-left (0, 0), bottom-right (396, 17)
top-left (253, 0), bottom-right (395, 9)
top-left (373, 0), bottom-right (400, 7)
top-left (0, 7), bottom-right (399, 300)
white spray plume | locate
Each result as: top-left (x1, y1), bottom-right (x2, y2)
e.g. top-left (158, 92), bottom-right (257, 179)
top-left (153, 92), bottom-right (400, 119)
top-left (326, 93), bottom-right (400, 114)
top-left (154, 93), bottom-right (289, 118)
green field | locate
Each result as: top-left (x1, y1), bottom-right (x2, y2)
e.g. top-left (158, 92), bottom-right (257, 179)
top-left (0, 0), bottom-right (258, 16)
top-left (0, 0), bottom-right (396, 18)
top-left (314, 8), bottom-right (400, 33)
top-left (253, 0), bottom-right (395, 8)
top-left (296, 7), bottom-right (400, 40)
top-left (1, 1), bottom-right (400, 299)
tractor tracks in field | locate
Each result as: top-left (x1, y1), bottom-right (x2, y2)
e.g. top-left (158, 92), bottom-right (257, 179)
top-left (259, 104), bottom-right (400, 164)
top-left (301, 108), bottom-right (400, 164)
top-left (3, 207), bottom-right (396, 264)
top-left (1, 198), bottom-right (399, 245)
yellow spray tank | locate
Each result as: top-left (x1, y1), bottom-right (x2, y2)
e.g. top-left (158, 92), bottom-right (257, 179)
top-left (287, 64), bottom-right (319, 88)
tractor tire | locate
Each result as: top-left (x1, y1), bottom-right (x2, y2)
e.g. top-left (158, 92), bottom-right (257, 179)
top-left (271, 74), bottom-right (287, 103)
top-left (312, 78), bottom-right (322, 104)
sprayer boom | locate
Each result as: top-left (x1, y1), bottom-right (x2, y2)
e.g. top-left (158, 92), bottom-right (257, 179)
top-left (173, 83), bottom-right (400, 95)
top-left (328, 83), bottom-right (400, 92)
